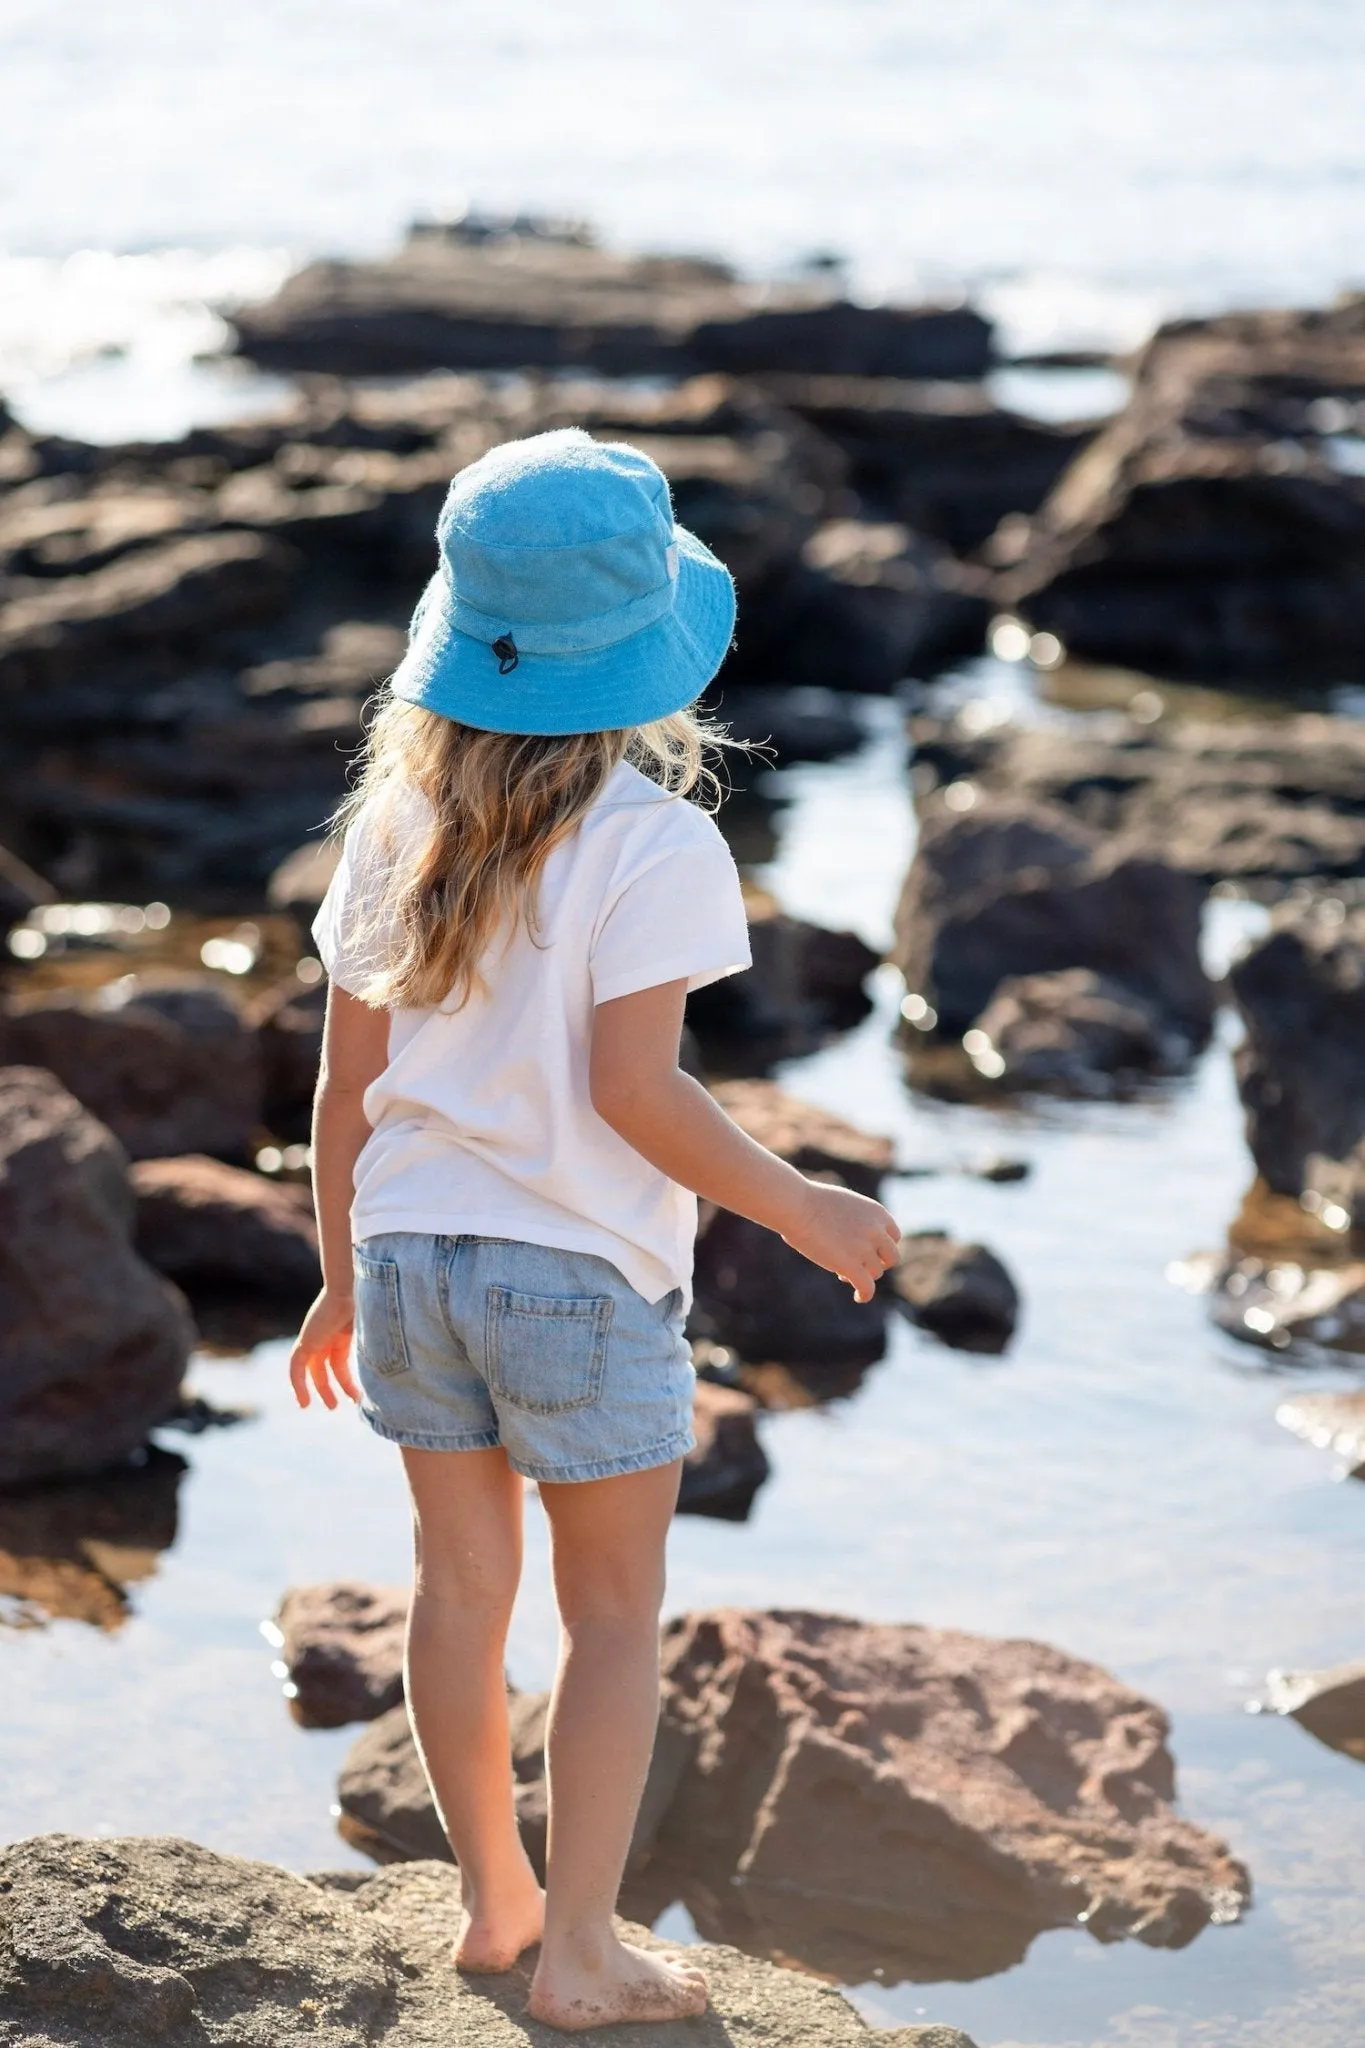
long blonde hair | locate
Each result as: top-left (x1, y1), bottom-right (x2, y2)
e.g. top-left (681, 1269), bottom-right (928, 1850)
top-left (335, 691), bottom-right (740, 1011)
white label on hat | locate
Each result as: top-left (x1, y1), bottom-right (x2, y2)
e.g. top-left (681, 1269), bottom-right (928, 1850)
top-left (665, 541), bottom-right (679, 580)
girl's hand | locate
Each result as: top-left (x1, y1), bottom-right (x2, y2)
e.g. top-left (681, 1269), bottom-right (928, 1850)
top-left (290, 1288), bottom-right (360, 1410)
top-left (780, 1181), bottom-right (902, 1304)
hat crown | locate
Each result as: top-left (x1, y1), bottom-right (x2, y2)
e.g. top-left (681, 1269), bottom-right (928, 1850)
top-left (437, 429), bottom-right (677, 642)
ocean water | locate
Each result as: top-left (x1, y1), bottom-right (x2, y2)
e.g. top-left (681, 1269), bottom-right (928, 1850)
top-left (2, 0), bottom-right (1365, 433)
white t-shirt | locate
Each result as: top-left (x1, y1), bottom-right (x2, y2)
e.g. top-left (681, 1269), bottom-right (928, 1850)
top-left (312, 760), bottom-right (751, 1303)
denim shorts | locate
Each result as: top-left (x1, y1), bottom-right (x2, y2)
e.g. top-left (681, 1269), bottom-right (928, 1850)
top-left (351, 1232), bottom-right (696, 1483)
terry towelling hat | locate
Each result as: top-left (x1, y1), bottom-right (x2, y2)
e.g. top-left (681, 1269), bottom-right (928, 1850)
top-left (389, 427), bottom-right (736, 735)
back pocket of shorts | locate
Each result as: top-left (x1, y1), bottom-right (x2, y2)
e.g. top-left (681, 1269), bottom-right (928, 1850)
top-left (485, 1287), bottom-right (612, 1415)
top-left (354, 1248), bottom-right (412, 1378)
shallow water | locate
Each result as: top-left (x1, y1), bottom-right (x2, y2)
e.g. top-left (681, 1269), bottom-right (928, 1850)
top-left (4, 693), bottom-right (1365, 2046)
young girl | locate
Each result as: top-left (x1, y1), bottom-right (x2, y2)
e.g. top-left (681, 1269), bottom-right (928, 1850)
top-left (290, 428), bottom-right (900, 2032)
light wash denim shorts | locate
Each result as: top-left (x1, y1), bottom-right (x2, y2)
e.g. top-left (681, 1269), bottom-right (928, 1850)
top-left (351, 1232), bottom-right (696, 1484)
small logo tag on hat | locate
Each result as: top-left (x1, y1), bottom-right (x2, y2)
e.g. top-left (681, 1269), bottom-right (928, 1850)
top-left (665, 542), bottom-right (679, 581)
top-left (491, 634), bottom-right (519, 674)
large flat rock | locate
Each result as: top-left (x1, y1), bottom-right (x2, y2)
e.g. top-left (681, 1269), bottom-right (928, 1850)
top-left (0, 1832), bottom-right (978, 2045)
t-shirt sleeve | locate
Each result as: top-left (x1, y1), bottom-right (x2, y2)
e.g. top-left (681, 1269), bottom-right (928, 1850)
top-left (311, 807), bottom-right (401, 997)
top-left (590, 817), bottom-right (752, 1005)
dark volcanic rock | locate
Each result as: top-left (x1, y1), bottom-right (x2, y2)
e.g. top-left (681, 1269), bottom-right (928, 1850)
top-left (966, 968), bottom-right (1175, 1097)
top-left (132, 1154), bottom-right (320, 1296)
top-left (892, 794), bottom-right (1213, 1045)
top-left (0, 1833), bottom-right (954, 2047)
top-left (1229, 905), bottom-right (1365, 1205)
top-left (765, 373), bottom-right (1095, 551)
top-left (908, 709), bottom-right (1365, 886)
top-left (0, 1067), bottom-right (192, 1487)
top-left (691, 1201), bottom-right (888, 1373)
top-left (248, 972), bottom-right (329, 1137)
top-left (232, 228), bottom-right (992, 381)
top-left (991, 301), bottom-right (1365, 678)
top-left (678, 1380), bottom-right (770, 1521)
top-left (275, 1581), bottom-right (408, 1728)
top-left (888, 1233), bottom-right (1020, 1354)
top-left (688, 897), bottom-right (879, 1073)
top-left (0, 975), bottom-right (263, 1162)
top-left (653, 1609), bottom-right (1249, 1985)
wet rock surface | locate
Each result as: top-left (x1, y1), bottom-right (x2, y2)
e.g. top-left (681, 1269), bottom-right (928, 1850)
top-left (0, 1833), bottom-right (968, 2047)
top-left (1264, 1659), bottom-right (1365, 1760)
top-left (1230, 904), bottom-right (1365, 1205)
top-left (893, 793), bottom-right (1214, 1047)
top-left (991, 301), bottom-right (1365, 678)
top-left (276, 1582), bottom-right (409, 1729)
top-left (651, 1609), bottom-right (1249, 1985)
top-left (888, 1233), bottom-right (1021, 1354)
top-left (678, 1379), bottom-right (770, 1521)
top-left (132, 1153), bottom-right (320, 1297)
top-left (0, 975), bottom-right (263, 1162)
top-left (909, 709), bottom-right (1365, 886)
top-left (965, 967), bottom-right (1178, 1097)
top-left (0, 1067), bottom-right (192, 1488)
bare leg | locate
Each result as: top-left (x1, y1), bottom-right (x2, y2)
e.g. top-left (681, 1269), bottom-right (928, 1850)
top-left (401, 1445), bottom-right (544, 1972)
top-left (528, 1459), bottom-right (707, 2030)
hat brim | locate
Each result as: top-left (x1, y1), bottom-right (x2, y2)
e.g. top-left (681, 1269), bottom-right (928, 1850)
top-left (388, 524), bottom-right (735, 736)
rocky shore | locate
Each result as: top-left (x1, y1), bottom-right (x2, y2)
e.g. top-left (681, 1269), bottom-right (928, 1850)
top-left (11, 216), bottom-right (1365, 2036)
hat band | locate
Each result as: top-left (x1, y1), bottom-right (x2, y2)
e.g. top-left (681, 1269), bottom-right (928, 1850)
top-left (447, 572), bottom-right (680, 657)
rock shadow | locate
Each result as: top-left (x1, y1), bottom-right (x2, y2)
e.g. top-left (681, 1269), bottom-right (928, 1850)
top-left (0, 1446), bottom-right (186, 1629)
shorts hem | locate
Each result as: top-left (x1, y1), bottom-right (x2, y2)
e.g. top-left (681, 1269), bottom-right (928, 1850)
top-left (509, 1428), bottom-right (696, 1486)
top-left (360, 1408), bottom-right (501, 1453)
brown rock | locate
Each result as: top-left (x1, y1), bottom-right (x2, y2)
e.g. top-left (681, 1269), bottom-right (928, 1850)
top-left (892, 793), bottom-right (1213, 1045)
top-left (993, 301), bottom-right (1365, 677)
top-left (888, 1232), bottom-right (1020, 1354)
top-left (678, 1380), bottom-right (770, 1521)
top-left (1230, 905), bottom-right (1365, 1204)
top-left (132, 1155), bottom-right (319, 1297)
top-left (247, 973), bottom-right (328, 1137)
top-left (692, 1199), bottom-right (888, 1372)
top-left (0, 975), bottom-right (263, 1163)
top-left (0, 1832), bottom-right (968, 2046)
top-left (337, 1690), bottom-right (683, 1883)
top-left (966, 967), bottom-right (1174, 1097)
top-left (275, 1581), bottom-right (408, 1728)
top-left (1276, 1388), bottom-right (1365, 1470)
top-left (710, 1079), bottom-right (893, 1196)
top-left (909, 710), bottom-right (1365, 885)
top-left (232, 223), bottom-right (991, 382)
top-left (0, 530), bottom-right (298, 692)
top-left (654, 1609), bottom-right (1249, 1984)
top-left (688, 896), bottom-right (879, 1073)
top-left (1264, 1660), bottom-right (1365, 1760)
top-left (0, 1068), bottom-right (192, 1487)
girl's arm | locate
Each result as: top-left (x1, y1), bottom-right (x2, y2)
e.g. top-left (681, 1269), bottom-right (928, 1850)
top-left (289, 984), bottom-right (391, 1409)
top-left (590, 979), bottom-right (900, 1302)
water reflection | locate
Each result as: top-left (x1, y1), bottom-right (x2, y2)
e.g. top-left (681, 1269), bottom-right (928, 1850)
top-left (0, 1448), bottom-right (186, 1630)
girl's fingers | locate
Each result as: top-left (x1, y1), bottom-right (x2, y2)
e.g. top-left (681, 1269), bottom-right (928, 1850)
top-left (309, 1352), bottom-right (339, 1410)
top-left (289, 1346), bottom-right (312, 1408)
top-left (330, 1342), bottom-right (360, 1404)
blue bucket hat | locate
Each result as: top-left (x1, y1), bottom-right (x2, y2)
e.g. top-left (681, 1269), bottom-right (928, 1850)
top-left (389, 427), bottom-right (736, 735)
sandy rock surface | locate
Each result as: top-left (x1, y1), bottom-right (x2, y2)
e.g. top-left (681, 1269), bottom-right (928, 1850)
top-left (0, 1067), bottom-right (192, 1487)
top-left (0, 1834), bottom-right (975, 2046)
top-left (709, 1078), bottom-right (894, 1195)
top-left (651, 1608), bottom-right (1249, 1984)
top-left (1264, 1659), bottom-right (1365, 1760)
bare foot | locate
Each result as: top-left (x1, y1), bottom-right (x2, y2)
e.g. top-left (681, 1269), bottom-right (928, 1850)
top-left (528, 1934), bottom-right (708, 2030)
top-left (452, 1871), bottom-right (546, 1974)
